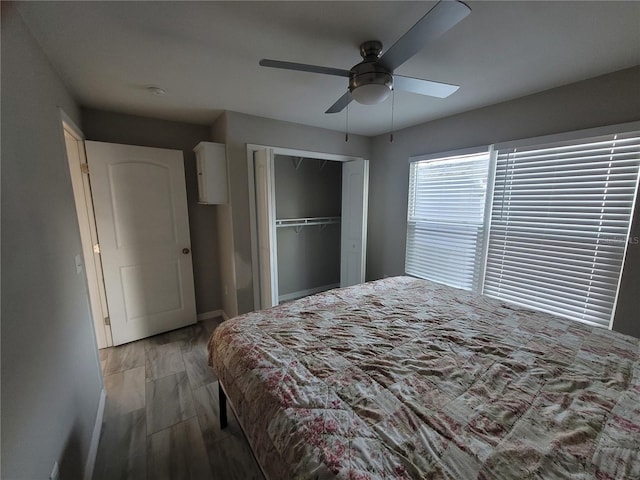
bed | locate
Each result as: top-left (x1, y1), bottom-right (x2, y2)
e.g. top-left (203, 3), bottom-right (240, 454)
top-left (208, 276), bottom-right (640, 479)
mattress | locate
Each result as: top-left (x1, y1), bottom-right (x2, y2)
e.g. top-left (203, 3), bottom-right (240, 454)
top-left (208, 276), bottom-right (640, 479)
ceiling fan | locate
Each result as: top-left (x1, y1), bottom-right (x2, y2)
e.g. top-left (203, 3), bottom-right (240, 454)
top-left (259, 0), bottom-right (471, 114)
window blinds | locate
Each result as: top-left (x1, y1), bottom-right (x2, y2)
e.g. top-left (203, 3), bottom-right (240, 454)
top-left (484, 132), bottom-right (640, 327)
top-left (406, 153), bottom-right (490, 290)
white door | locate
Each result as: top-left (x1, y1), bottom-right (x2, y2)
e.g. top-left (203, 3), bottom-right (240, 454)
top-left (85, 141), bottom-right (196, 345)
top-left (340, 158), bottom-right (369, 287)
top-left (254, 149), bottom-right (279, 308)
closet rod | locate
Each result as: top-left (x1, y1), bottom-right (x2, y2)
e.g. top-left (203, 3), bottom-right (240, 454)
top-left (275, 216), bottom-right (341, 228)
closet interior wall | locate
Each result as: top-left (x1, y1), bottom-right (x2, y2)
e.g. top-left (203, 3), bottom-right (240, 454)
top-left (274, 155), bottom-right (342, 301)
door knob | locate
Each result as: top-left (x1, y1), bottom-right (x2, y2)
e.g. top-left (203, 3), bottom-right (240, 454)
top-left (182, 248), bottom-right (190, 254)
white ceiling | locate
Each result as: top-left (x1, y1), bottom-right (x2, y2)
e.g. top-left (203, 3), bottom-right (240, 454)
top-left (17, 1), bottom-right (640, 137)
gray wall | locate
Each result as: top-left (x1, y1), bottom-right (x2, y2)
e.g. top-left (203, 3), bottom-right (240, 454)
top-left (367, 66), bottom-right (640, 337)
top-left (274, 155), bottom-right (342, 218)
top-left (209, 114), bottom-right (238, 318)
top-left (81, 108), bottom-right (221, 315)
top-left (222, 111), bottom-right (372, 315)
top-left (275, 155), bottom-right (342, 295)
top-left (277, 226), bottom-right (341, 295)
top-left (1, 4), bottom-right (104, 479)
top-left (614, 191), bottom-right (640, 337)
top-left (210, 114), bottom-right (238, 318)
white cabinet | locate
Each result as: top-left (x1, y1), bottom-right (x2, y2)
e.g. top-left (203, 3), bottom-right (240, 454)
top-left (194, 142), bottom-right (228, 204)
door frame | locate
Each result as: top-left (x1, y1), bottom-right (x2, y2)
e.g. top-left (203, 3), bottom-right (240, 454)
top-left (246, 144), bottom-right (367, 310)
top-left (59, 109), bottom-right (113, 348)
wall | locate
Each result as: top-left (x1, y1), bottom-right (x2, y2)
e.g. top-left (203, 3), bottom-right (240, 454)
top-left (1, 4), bottom-right (104, 479)
top-left (210, 114), bottom-right (238, 318)
top-left (275, 155), bottom-right (342, 296)
top-left (223, 111), bottom-right (372, 315)
top-left (614, 189), bottom-right (640, 337)
top-left (81, 108), bottom-right (221, 316)
top-left (367, 66), bottom-right (640, 337)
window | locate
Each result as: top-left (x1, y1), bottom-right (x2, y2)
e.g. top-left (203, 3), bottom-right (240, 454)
top-left (406, 150), bottom-right (490, 290)
top-left (484, 132), bottom-right (640, 327)
top-left (405, 127), bottom-right (640, 328)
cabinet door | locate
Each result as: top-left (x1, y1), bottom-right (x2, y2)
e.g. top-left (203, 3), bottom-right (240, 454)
top-left (341, 158), bottom-right (369, 287)
top-left (195, 142), bottom-right (228, 204)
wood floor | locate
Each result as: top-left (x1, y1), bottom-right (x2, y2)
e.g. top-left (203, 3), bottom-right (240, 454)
top-left (93, 317), bottom-right (264, 480)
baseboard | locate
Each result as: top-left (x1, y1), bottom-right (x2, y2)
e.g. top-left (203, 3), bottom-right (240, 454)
top-left (84, 387), bottom-right (106, 480)
top-left (278, 283), bottom-right (340, 302)
top-left (197, 309), bottom-right (224, 321)
top-left (221, 310), bottom-right (230, 321)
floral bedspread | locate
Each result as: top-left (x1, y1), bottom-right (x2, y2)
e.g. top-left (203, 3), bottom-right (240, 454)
top-left (209, 276), bottom-right (640, 480)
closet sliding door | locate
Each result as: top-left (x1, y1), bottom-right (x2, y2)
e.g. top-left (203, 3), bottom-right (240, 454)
top-left (254, 149), bottom-right (278, 308)
top-left (340, 158), bottom-right (369, 287)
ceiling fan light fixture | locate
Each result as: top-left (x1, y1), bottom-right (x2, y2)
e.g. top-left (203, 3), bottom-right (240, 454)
top-left (349, 66), bottom-right (393, 105)
top-left (351, 83), bottom-right (392, 105)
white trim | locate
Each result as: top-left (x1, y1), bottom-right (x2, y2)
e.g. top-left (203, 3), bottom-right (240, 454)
top-left (493, 120), bottom-right (640, 151)
top-left (59, 108), bottom-right (112, 349)
top-left (196, 309), bottom-right (224, 321)
top-left (278, 283), bottom-right (341, 302)
top-left (83, 388), bottom-right (106, 480)
top-left (248, 144), bottom-right (364, 163)
top-left (409, 145), bottom-right (490, 163)
top-left (221, 311), bottom-right (230, 321)
top-left (59, 107), bottom-right (84, 139)
top-left (247, 146), bottom-right (261, 311)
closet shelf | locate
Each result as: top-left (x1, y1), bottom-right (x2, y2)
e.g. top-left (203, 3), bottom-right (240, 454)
top-left (276, 216), bottom-right (341, 232)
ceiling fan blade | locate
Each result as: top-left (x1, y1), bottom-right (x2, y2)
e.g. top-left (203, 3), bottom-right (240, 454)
top-left (259, 59), bottom-right (351, 78)
top-left (379, 0), bottom-right (471, 72)
top-left (325, 91), bottom-right (353, 114)
top-left (393, 75), bottom-right (459, 98)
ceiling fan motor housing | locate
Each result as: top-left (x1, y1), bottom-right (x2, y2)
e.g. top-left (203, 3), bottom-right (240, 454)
top-left (349, 41), bottom-right (393, 104)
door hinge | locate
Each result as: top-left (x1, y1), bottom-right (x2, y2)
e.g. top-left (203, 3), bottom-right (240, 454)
top-left (93, 243), bottom-right (100, 254)
top-left (104, 316), bottom-right (111, 326)
top-left (80, 163), bottom-right (89, 174)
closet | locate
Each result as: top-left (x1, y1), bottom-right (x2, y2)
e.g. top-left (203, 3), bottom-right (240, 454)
top-left (251, 147), bottom-right (369, 309)
top-left (275, 155), bottom-right (342, 302)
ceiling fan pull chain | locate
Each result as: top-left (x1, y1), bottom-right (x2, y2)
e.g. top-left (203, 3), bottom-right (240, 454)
top-left (345, 104), bottom-right (349, 142)
top-left (390, 89), bottom-right (395, 143)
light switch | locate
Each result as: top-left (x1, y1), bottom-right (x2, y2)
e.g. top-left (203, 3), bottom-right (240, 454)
top-left (75, 254), bottom-right (83, 274)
